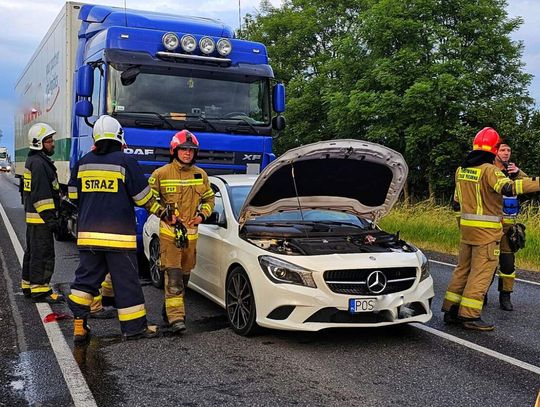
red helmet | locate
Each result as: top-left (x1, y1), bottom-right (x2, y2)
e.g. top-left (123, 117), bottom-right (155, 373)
top-left (169, 130), bottom-right (199, 155)
top-left (473, 127), bottom-right (501, 155)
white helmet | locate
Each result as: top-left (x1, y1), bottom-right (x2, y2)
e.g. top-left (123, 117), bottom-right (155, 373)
top-left (28, 123), bottom-right (56, 150)
top-left (92, 115), bottom-right (125, 145)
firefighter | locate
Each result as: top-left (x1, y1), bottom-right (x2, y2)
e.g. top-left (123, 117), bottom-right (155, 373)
top-left (66, 115), bottom-right (167, 342)
top-left (148, 130), bottom-right (215, 333)
top-left (442, 127), bottom-right (540, 331)
top-left (21, 123), bottom-right (63, 303)
top-left (494, 143), bottom-right (526, 311)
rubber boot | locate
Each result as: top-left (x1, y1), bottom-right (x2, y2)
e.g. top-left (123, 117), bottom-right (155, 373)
top-left (461, 318), bottom-right (494, 331)
top-left (443, 305), bottom-right (460, 325)
top-left (170, 320), bottom-right (186, 334)
top-left (499, 292), bottom-right (513, 311)
top-left (123, 324), bottom-right (160, 341)
top-left (89, 306), bottom-right (117, 319)
top-left (32, 292), bottom-right (65, 304)
top-left (73, 318), bottom-right (91, 343)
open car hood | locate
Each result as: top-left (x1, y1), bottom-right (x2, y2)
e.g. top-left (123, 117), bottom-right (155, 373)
top-left (238, 139), bottom-right (408, 229)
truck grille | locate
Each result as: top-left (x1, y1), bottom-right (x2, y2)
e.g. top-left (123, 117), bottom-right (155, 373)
top-left (324, 267), bottom-right (417, 295)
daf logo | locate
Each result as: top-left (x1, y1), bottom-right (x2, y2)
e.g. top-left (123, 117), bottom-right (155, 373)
top-left (243, 154), bottom-right (261, 161)
top-left (366, 270), bottom-right (387, 294)
top-left (124, 148), bottom-right (154, 156)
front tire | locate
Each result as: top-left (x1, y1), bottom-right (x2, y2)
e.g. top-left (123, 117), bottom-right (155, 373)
top-left (226, 267), bottom-right (258, 336)
top-left (149, 236), bottom-right (163, 288)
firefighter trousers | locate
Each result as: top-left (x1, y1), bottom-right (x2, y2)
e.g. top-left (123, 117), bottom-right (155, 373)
top-left (498, 234), bottom-right (516, 292)
top-left (67, 250), bottom-right (148, 336)
top-left (21, 223), bottom-right (55, 300)
top-left (442, 241), bottom-right (500, 319)
top-left (160, 232), bottom-right (197, 324)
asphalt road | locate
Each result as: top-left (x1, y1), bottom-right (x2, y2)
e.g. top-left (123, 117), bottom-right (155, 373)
top-left (0, 172), bottom-right (538, 407)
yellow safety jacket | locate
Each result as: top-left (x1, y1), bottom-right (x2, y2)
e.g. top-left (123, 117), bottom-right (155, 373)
top-left (453, 163), bottom-right (539, 245)
top-left (148, 160), bottom-right (215, 240)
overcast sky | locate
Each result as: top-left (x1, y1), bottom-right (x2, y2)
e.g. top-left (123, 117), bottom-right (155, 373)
top-left (0, 0), bottom-right (538, 156)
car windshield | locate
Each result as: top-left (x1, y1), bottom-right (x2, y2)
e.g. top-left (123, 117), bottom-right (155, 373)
top-left (229, 185), bottom-right (368, 227)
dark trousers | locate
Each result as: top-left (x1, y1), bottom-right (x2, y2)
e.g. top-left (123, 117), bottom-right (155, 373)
top-left (68, 250), bottom-right (147, 336)
top-left (22, 223), bottom-right (55, 299)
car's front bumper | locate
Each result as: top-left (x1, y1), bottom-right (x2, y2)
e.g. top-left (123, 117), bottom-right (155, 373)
top-left (254, 275), bottom-right (434, 331)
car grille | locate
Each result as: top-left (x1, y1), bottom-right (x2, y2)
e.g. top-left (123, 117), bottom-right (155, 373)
top-left (324, 267), bottom-right (417, 295)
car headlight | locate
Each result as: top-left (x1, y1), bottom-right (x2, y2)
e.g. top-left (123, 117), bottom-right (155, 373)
top-left (258, 256), bottom-right (317, 288)
top-left (419, 252), bottom-right (430, 281)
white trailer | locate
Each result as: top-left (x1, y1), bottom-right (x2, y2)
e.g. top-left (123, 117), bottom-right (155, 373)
top-left (14, 2), bottom-right (82, 184)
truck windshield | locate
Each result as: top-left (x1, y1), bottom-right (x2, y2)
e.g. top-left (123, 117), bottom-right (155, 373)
top-left (107, 65), bottom-right (271, 127)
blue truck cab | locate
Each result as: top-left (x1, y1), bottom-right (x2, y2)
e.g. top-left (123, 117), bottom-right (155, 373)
top-left (72, 4), bottom-right (285, 256)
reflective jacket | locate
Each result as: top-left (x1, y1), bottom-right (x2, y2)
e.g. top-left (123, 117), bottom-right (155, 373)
top-left (453, 163), bottom-right (539, 245)
top-left (148, 160), bottom-right (215, 239)
top-left (23, 151), bottom-right (60, 226)
top-left (68, 151), bottom-right (164, 250)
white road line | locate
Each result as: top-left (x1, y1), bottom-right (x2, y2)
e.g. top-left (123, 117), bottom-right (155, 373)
top-left (413, 323), bottom-right (540, 375)
top-left (429, 259), bottom-right (540, 287)
top-left (0, 201), bottom-right (97, 407)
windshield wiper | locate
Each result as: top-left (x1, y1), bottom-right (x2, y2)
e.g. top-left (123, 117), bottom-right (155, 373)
top-left (114, 111), bottom-right (175, 129)
top-left (230, 116), bottom-right (260, 135)
top-left (184, 115), bottom-right (218, 132)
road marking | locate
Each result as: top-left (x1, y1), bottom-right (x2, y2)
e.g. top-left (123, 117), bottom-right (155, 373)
top-left (0, 201), bottom-right (97, 407)
top-left (429, 259), bottom-right (540, 287)
top-left (413, 323), bottom-right (540, 375)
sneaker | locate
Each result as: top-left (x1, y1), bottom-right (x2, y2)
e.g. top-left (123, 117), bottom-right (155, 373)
top-left (32, 292), bottom-right (65, 304)
top-left (499, 292), bottom-right (513, 311)
top-left (170, 320), bottom-right (186, 334)
top-left (461, 318), bottom-right (495, 331)
top-left (123, 324), bottom-right (160, 341)
top-left (74, 318), bottom-right (91, 343)
top-left (89, 306), bottom-right (117, 319)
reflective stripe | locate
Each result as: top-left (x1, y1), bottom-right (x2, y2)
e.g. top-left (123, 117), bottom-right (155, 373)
top-left (498, 272), bottom-right (516, 279)
top-left (21, 280), bottom-right (30, 289)
top-left (160, 179), bottom-right (204, 186)
top-left (165, 297), bottom-right (184, 307)
top-left (456, 184), bottom-right (462, 205)
top-left (160, 227), bottom-right (176, 238)
top-left (460, 297), bottom-right (483, 310)
top-left (475, 183), bottom-right (482, 215)
top-left (515, 180), bottom-right (523, 195)
top-left (461, 213), bottom-right (501, 222)
top-left (117, 304), bottom-right (146, 321)
top-left (78, 170), bottom-right (125, 182)
top-left (101, 280), bottom-right (113, 289)
top-left (31, 285), bottom-right (51, 293)
top-left (133, 187), bottom-right (153, 206)
top-left (493, 178), bottom-right (510, 193)
top-left (93, 294), bottom-right (103, 302)
top-left (77, 231), bottom-right (137, 249)
top-left (79, 163), bottom-right (126, 175)
top-left (149, 202), bottom-right (161, 214)
top-left (25, 213), bottom-right (45, 224)
top-left (460, 219), bottom-right (502, 229)
top-left (69, 289), bottom-right (94, 306)
top-left (201, 189), bottom-right (214, 199)
top-left (502, 217), bottom-right (517, 224)
top-left (34, 198), bottom-right (55, 213)
top-left (68, 186), bottom-right (78, 200)
top-left (187, 233), bottom-right (198, 240)
top-left (445, 291), bottom-right (462, 304)
top-left (200, 203), bottom-right (212, 213)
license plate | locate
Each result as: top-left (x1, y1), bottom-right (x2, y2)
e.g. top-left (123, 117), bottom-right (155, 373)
top-left (349, 298), bottom-right (376, 313)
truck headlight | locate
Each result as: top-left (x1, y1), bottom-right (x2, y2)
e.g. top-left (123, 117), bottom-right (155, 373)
top-left (162, 32), bottom-right (179, 51)
top-left (181, 35), bottom-right (197, 52)
top-left (199, 37), bottom-right (215, 54)
top-left (259, 256), bottom-right (317, 288)
top-left (419, 252), bottom-right (430, 281)
top-left (216, 38), bottom-right (232, 56)
top-left (6, 166), bottom-right (10, 171)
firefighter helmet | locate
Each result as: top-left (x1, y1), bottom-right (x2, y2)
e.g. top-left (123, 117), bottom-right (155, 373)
top-left (28, 123), bottom-right (56, 150)
top-left (169, 130), bottom-right (199, 155)
top-left (473, 127), bottom-right (501, 155)
top-left (92, 115), bottom-right (125, 145)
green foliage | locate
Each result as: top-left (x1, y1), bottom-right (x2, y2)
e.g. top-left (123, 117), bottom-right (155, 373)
top-left (241, 0), bottom-right (536, 201)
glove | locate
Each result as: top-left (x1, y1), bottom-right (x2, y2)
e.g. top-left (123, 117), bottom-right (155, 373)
top-left (40, 210), bottom-right (60, 234)
top-left (507, 223), bottom-right (526, 252)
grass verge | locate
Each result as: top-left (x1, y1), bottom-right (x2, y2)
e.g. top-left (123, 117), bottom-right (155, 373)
top-left (379, 201), bottom-right (540, 272)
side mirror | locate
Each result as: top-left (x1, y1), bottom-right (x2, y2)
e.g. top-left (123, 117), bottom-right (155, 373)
top-left (75, 100), bottom-right (93, 118)
top-left (272, 83), bottom-right (285, 113)
top-left (121, 66), bottom-right (141, 86)
top-left (76, 65), bottom-right (94, 97)
top-left (272, 115), bottom-right (286, 131)
top-left (204, 211), bottom-right (226, 227)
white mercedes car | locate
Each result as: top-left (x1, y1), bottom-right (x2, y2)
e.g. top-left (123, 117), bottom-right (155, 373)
top-left (143, 139), bottom-right (434, 335)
